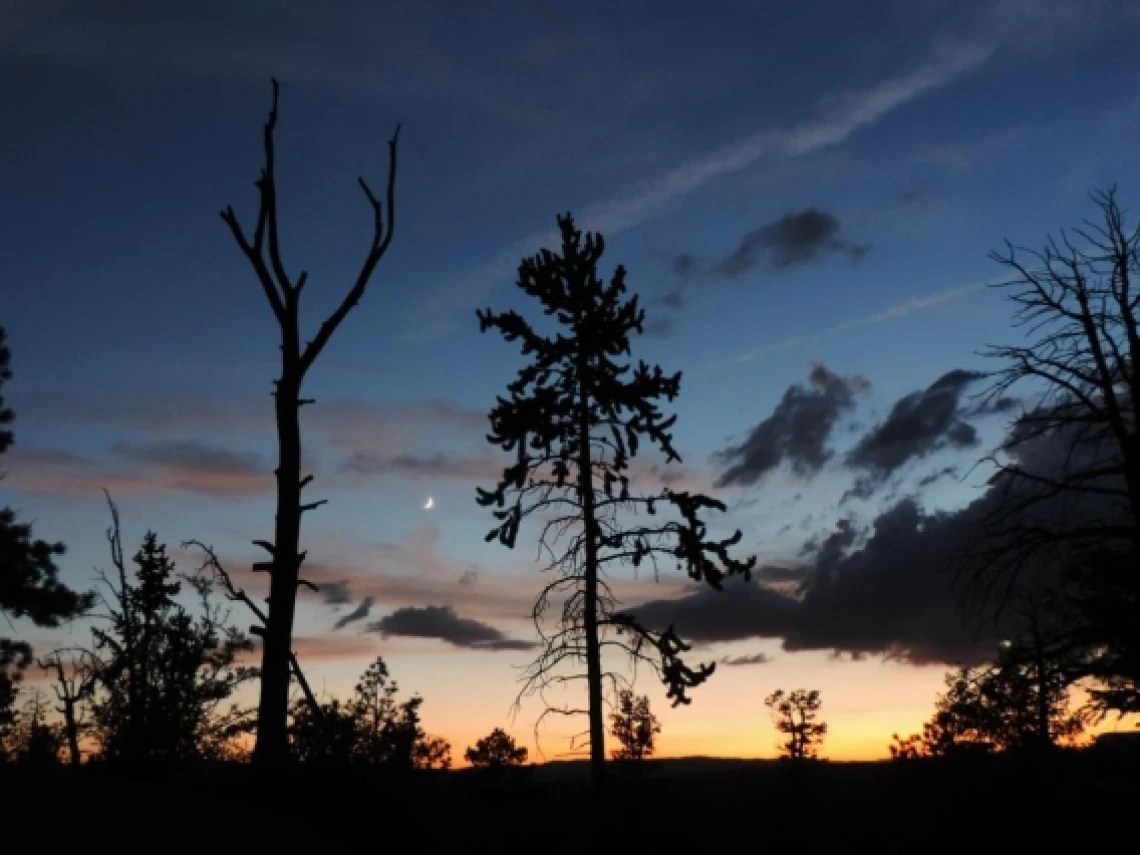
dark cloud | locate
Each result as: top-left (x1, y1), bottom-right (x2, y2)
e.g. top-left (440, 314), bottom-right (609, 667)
top-left (321, 580), bottom-right (354, 606)
top-left (368, 605), bottom-right (537, 651)
top-left (720, 652), bottom-right (770, 667)
top-left (340, 451), bottom-right (497, 480)
top-left (964, 395), bottom-right (1020, 418)
top-left (717, 209), bottom-right (871, 275)
top-left (846, 369), bottom-right (984, 482)
top-left (715, 363), bottom-right (870, 487)
top-left (671, 209), bottom-right (869, 282)
top-left (107, 438), bottom-right (269, 497)
top-left (635, 399), bottom-right (1134, 667)
top-left (632, 499), bottom-right (994, 665)
top-left (799, 519), bottom-right (858, 587)
top-left (112, 439), bottom-right (264, 475)
top-left (642, 316), bottom-right (678, 339)
top-left (916, 465), bottom-right (960, 488)
top-left (900, 183), bottom-right (930, 204)
top-left (671, 253), bottom-right (697, 278)
top-left (333, 597), bottom-right (374, 631)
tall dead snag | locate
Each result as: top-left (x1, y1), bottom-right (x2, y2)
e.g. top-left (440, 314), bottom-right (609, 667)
top-left (477, 214), bottom-right (755, 799)
top-left (220, 79), bottom-right (399, 765)
top-left (38, 649), bottom-right (96, 766)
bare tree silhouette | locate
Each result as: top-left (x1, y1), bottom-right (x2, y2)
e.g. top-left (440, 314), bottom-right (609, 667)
top-left (37, 649), bottom-right (96, 766)
top-left (219, 80), bottom-right (400, 766)
top-left (476, 214), bottom-right (754, 798)
top-left (968, 187), bottom-right (1140, 719)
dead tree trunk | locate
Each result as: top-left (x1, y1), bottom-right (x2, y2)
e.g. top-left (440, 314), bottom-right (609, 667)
top-left (220, 79), bottom-right (399, 766)
top-left (39, 650), bottom-right (94, 767)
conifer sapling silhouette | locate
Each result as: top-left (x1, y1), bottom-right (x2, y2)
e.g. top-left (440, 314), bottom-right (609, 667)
top-left (609, 689), bottom-right (660, 761)
top-left (88, 498), bottom-right (256, 763)
top-left (476, 214), bottom-right (755, 796)
top-left (464, 727), bottom-right (528, 768)
top-left (288, 655), bottom-right (451, 769)
top-left (0, 690), bottom-right (63, 766)
top-left (220, 81), bottom-right (400, 765)
top-left (765, 689), bottom-right (827, 761)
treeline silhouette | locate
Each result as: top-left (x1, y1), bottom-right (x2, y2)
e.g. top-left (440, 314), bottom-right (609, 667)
top-left (2, 82), bottom-right (1139, 847)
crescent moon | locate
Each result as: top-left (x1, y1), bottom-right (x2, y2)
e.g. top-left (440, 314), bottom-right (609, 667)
top-left (424, 497), bottom-right (434, 510)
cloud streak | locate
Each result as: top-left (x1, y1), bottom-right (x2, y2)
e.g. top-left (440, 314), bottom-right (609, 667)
top-left (710, 279), bottom-right (990, 373)
top-left (333, 597), bottom-right (374, 631)
top-left (409, 24), bottom-right (1000, 338)
top-left (368, 605), bottom-right (537, 651)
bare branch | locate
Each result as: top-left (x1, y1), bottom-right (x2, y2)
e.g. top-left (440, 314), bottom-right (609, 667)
top-left (299, 124), bottom-right (401, 376)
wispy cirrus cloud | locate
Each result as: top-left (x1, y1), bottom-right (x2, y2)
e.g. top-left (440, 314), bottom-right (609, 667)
top-left (2, 388), bottom-right (487, 501)
top-left (405, 25), bottom-right (1001, 339)
top-left (4, 443), bottom-right (270, 500)
top-left (701, 278), bottom-right (989, 375)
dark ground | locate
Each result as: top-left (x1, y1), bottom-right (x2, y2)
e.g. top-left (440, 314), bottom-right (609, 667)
top-left (6, 752), bottom-right (1138, 851)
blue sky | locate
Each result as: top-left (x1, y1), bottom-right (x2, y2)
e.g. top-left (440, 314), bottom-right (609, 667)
top-left (3, 0), bottom-right (1140, 759)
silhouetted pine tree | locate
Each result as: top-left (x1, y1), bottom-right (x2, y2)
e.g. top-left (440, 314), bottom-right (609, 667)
top-left (288, 656), bottom-right (451, 769)
top-left (89, 507), bottom-right (255, 764)
top-left (609, 689), bottom-right (660, 762)
top-left (0, 326), bottom-right (93, 726)
top-left (476, 214), bottom-right (755, 797)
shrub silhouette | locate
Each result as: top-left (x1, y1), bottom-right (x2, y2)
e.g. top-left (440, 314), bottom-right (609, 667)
top-left (464, 728), bottom-right (528, 768)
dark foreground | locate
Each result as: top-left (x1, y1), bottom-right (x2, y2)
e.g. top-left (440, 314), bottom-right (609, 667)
top-left (6, 752), bottom-right (1139, 851)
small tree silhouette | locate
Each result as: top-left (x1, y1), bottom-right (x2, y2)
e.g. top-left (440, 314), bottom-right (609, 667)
top-left (609, 690), bottom-right (660, 761)
top-left (894, 649), bottom-right (1085, 758)
top-left (288, 656), bottom-right (451, 769)
top-left (88, 502), bottom-right (256, 763)
top-left (1, 690), bottom-right (63, 766)
top-left (765, 689), bottom-right (827, 761)
top-left (464, 728), bottom-right (528, 768)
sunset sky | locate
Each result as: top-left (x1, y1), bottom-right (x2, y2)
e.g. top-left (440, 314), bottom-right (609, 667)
top-left (3, 0), bottom-right (1140, 762)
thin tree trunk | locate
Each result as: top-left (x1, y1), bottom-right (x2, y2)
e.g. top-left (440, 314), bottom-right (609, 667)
top-left (63, 700), bottom-right (81, 766)
top-left (1029, 612), bottom-right (1050, 749)
top-left (578, 350), bottom-right (606, 799)
top-left (253, 352), bottom-right (303, 766)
